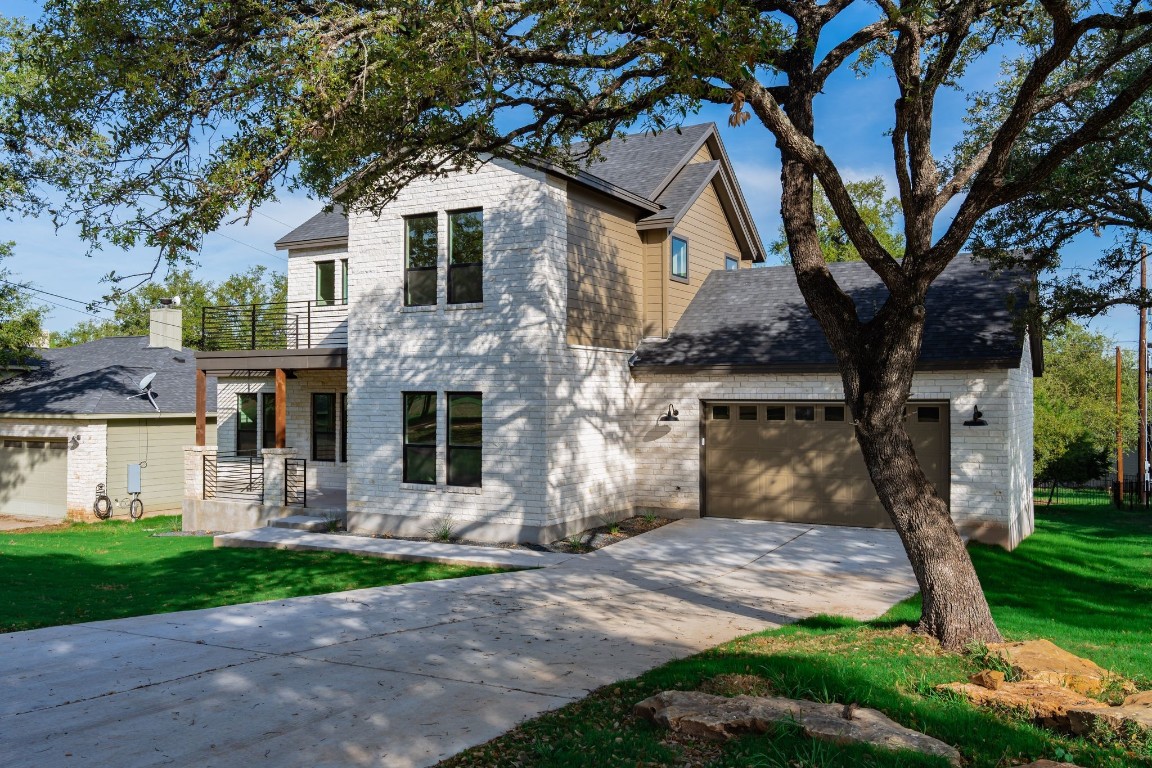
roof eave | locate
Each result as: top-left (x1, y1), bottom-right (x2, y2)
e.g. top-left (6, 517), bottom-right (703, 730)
top-left (275, 236), bottom-right (350, 252)
top-left (629, 356), bottom-right (1024, 376)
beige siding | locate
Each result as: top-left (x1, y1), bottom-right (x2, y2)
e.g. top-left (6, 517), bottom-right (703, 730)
top-left (665, 180), bottom-right (742, 333)
top-left (690, 143), bottom-right (714, 164)
top-left (566, 187), bottom-right (646, 349)
top-left (642, 230), bottom-right (668, 337)
top-left (107, 418), bottom-right (216, 513)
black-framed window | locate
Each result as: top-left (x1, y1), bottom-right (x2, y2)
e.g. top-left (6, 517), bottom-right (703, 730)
top-left (316, 261), bottom-right (336, 306)
top-left (341, 259), bottom-right (349, 305)
top-left (340, 393), bottom-right (348, 463)
top-left (405, 214), bottom-right (438, 306)
top-left (765, 406), bottom-right (786, 421)
top-left (403, 392), bottom-right (437, 483)
top-left (447, 392), bottom-right (482, 487)
top-left (725, 255), bottom-right (739, 271)
top-left (671, 236), bottom-right (689, 281)
top-left (795, 405), bottom-right (815, 421)
top-left (237, 393), bottom-right (257, 457)
top-left (312, 393), bottom-right (337, 462)
top-left (261, 393), bottom-right (277, 450)
top-left (448, 209), bottom-right (483, 304)
top-left (824, 405), bottom-right (846, 422)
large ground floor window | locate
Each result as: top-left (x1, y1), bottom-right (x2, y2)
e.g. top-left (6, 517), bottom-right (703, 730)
top-left (312, 393), bottom-right (337, 462)
top-left (447, 392), bottom-right (482, 487)
top-left (403, 392), bottom-right (437, 483)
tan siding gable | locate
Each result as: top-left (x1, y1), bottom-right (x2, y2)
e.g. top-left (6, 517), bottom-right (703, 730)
top-left (665, 180), bottom-right (742, 333)
top-left (566, 188), bottom-right (646, 349)
top-left (689, 143), bottom-right (714, 164)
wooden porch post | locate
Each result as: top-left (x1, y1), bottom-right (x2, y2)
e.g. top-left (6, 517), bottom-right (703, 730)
top-left (195, 369), bottom-right (207, 446)
top-left (275, 368), bottom-right (288, 448)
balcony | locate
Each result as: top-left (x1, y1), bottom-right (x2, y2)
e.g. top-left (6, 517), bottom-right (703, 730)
top-left (201, 300), bottom-right (348, 352)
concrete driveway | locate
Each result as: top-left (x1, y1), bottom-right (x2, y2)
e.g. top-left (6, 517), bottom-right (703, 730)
top-left (0, 519), bottom-right (918, 768)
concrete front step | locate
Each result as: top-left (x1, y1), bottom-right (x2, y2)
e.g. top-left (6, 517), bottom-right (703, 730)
top-left (215, 527), bottom-right (578, 569)
top-left (269, 515), bottom-right (338, 533)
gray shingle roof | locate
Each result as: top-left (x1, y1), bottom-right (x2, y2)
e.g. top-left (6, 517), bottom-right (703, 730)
top-left (638, 161), bottom-right (720, 228)
top-left (631, 255), bottom-right (1034, 372)
top-left (570, 123), bottom-right (714, 200)
top-left (274, 204), bottom-right (348, 249)
top-left (0, 337), bottom-right (217, 416)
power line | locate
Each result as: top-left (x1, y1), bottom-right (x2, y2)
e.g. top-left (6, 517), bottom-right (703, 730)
top-left (207, 230), bottom-right (288, 261)
top-left (0, 279), bottom-right (113, 313)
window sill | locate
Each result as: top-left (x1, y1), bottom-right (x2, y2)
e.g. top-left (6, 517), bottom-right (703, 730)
top-left (670, 275), bottom-right (690, 285)
top-left (400, 305), bottom-right (438, 313)
top-left (444, 485), bottom-right (483, 495)
top-left (400, 482), bottom-right (439, 492)
top-left (445, 302), bottom-right (484, 311)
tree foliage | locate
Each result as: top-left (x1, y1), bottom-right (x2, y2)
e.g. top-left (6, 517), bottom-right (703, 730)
top-left (54, 265), bottom-right (285, 349)
top-left (770, 176), bottom-right (904, 263)
top-left (10, 0), bottom-right (1152, 649)
top-left (1034, 322), bottom-right (1136, 483)
top-left (971, 51), bottom-right (1152, 321)
top-left (0, 245), bottom-right (46, 366)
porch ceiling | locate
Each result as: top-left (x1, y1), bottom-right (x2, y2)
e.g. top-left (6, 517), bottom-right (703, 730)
top-left (195, 347), bottom-right (347, 376)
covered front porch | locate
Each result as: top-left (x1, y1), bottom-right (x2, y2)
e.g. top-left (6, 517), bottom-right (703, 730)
top-left (185, 300), bottom-right (349, 531)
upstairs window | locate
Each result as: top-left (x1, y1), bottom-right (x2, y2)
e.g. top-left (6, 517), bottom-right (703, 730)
top-left (405, 214), bottom-right (438, 306)
top-left (403, 392), bottom-right (437, 484)
top-left (671, 236), bottom-right (689, 282)
top-left (237, 394), bottom-right (258, 457)
top-left (447, 392), bottom-right (483, 487)
top-left (448, 209), bottom-right (483, 304)
top-left (316, 261), bottom-right (336, 306)
top-left (312, 393), bottom-right (337, 462)
top-left (341, 259), bottom-right (349, 304)
top-left (725, 255), bottom-right (739, 271)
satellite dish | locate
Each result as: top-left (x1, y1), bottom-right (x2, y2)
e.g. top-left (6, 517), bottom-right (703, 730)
top-left (127, 372), bottom-right (161, 413)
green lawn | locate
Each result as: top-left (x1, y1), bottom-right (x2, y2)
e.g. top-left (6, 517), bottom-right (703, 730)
top-left (0, 515), bottom-right (504, 633)
top-left (442, 504), bottom-right (1152, 768)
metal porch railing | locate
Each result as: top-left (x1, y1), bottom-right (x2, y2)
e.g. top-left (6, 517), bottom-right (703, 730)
top-left (203, 454), bottom-right (264, 501)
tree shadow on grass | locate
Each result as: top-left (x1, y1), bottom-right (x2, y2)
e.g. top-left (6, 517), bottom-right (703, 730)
top-left (0, 547), bottom-right (497, 633)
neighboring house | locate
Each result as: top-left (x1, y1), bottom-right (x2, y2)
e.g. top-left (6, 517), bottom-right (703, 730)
top-left (187, 121), bottom-right (1040, 550)
top-left (0, 309), bottom-right (217, 520)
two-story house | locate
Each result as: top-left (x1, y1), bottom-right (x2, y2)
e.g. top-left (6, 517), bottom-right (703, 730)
top-left (185, 122), bottom-right (1039, 549)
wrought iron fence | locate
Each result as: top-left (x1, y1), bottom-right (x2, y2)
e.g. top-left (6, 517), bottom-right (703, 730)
top-left (1116, 475), bottom-right (1152, 510)
top-left (203, 454), bottom-right (264, 501)
top-left (285, 458), bottom-right (306, 507)
top-left (201, 300), bottom-right (348, 351)
top-left (1033, 478), bottom-right (1113, 507)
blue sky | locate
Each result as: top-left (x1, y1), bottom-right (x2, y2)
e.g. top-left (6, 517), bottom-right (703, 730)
top-left (2, 1), bottom-right (1142, 348)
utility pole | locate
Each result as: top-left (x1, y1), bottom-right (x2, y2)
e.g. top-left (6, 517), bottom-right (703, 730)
top-left (1117, 346), bottom-right (1125, 507)
top-left (1142, 245), bottom-right (1149, 505)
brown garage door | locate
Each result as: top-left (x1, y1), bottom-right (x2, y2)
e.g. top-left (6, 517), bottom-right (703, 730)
top-left (704, 401), bottom-right (949, 528)
top-left (0, 438), bottom-right (69, 519)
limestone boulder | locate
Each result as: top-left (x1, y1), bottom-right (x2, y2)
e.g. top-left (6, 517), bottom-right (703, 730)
top-left (1067, 690), bottom-right (1152, 736)
top-left (634, 690), bottom-right (961, 766)
top-left (986, 640), bottom-right (1125, 697)
top-left (937, 680), bottom-right (1098, 731)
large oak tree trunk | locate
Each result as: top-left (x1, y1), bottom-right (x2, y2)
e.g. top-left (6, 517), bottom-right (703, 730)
top-left (775, 79), bottom-right (1003, 648)
top-left (850, 368), bottom-right (1003, 650)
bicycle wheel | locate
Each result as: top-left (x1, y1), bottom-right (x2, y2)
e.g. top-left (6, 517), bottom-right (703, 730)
top-left (129, 498), bottom-right (144, 521)
top-left (93, 495), bottom-right (112, 520)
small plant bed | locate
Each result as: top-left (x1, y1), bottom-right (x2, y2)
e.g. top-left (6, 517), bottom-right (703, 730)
top-left (332, 514), bottom-right (675, 554)
top-left (438, 503), bottom-right (1152, 768)
top-left (0, 515), bottom-right (505, 633)
top-left (550, 514), bottom-right (675, 553)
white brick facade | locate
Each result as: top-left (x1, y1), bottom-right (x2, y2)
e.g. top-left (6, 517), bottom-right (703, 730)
top-left (200, 159), bottom-right (1037, 549)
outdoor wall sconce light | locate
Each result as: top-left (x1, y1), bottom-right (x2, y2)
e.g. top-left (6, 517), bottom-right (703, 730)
top-left (658, 404), bottom-right (680, 422)
top-left (963, 405), bottom-right (988, 427)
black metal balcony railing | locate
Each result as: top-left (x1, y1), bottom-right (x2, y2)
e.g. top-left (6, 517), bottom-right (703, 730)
top-left (201, 300), bottom-right (348, 352)
top-left (285, 458), bottom-right (307, 506)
